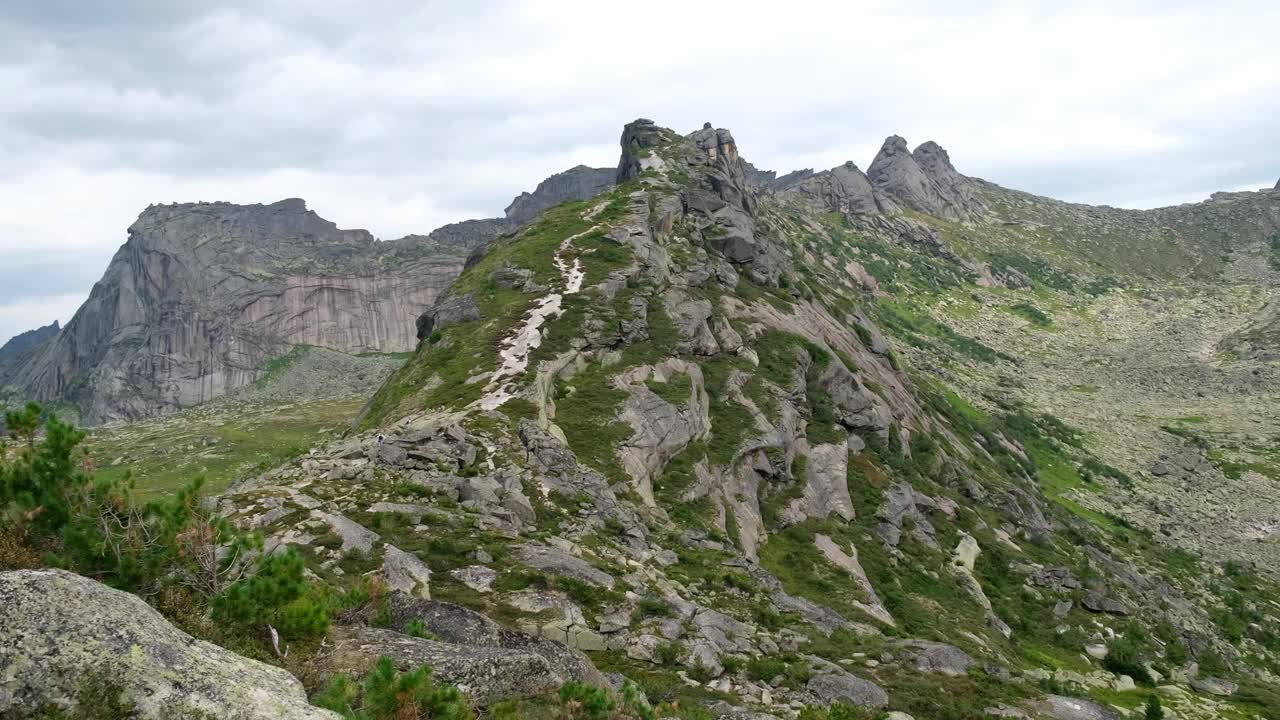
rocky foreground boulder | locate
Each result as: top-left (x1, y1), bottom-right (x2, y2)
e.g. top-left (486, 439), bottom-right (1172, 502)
top-left (0, 569), bottom-right (338, 719)
top-left (333, 592), bottom-right (608, 705)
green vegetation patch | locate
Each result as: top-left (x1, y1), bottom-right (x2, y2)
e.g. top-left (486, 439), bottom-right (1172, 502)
top-left (89, 397), bottom-right (364, 498)
top-left (1008, 302), bottom-right (1053, 328)
top-left (874, 300), bottom-right (1011, 364)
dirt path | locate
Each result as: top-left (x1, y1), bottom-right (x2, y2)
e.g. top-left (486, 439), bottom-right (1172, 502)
top-left (476, 206), bottom-right (604, 411)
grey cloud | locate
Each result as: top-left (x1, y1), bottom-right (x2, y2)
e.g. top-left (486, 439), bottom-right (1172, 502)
top-left (0, 258), bottom-right (109, 300)
top-left (0, 1), bottom-right (1278, 334)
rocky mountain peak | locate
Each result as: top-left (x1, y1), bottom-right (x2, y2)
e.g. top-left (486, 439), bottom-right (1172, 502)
top-left (910, 141), bottom-right (955, 175)
top-left (504, 165), bottom-right (615, 226)
top-left (874, 134), bottom-right (912, 159)
top-left (616, 118), bottom-right (665, 182)
top-left (686, 123), bottom-right (741, 168)
top-left (783, 160), bottom-right (884, 216)
top-left (867, 135), bottom-right (985, 221)
top-left (1274, 177), bottom-right (1279, 190)
top-left (127, 197), bottom-right (370, 257)
top-left (912, 140), bottom-right (988, 218)
top-left (12, 200), bottom-right (473, 424)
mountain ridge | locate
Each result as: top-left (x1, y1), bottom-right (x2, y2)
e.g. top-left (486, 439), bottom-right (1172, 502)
top-left (208, 117), bottom-right (1280, 719)
top-left (5, 116), bottom-right (1280, 719)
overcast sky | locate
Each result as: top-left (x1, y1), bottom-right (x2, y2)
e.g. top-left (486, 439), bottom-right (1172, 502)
top-left (1, 0), bottom-right (1278, 344)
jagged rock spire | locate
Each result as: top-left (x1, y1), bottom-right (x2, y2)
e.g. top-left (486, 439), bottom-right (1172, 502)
top-left (866, 135), bottom-right (945, 216)
top-left (866, 136), bottom-right (985, 221)
top-left (913, 140), bottom-right (988, 217)
top-left (616, 119), bottom-right (663, 183)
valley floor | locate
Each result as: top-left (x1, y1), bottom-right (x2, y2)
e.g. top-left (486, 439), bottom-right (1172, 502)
top-left (937, 279), bottom-right (1280, 573)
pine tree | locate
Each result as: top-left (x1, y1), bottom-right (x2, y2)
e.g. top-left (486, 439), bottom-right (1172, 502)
top-left (1144, 694), bottom-right (1164, 720)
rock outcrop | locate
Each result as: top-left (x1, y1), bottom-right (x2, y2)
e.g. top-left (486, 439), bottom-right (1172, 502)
top-left (1027, 695), bottom-right (1120, 720)
top-left (0, 569), bottom-right (338, 719)
top-left (505, 165), bottom-right (615, 225)
top-left (912, 141), bottom-right (987, 217)
top-left (784, 161), bottom-right (884, 215)
top-left (866, 136), bottom-right (984, 221)
top-left (335, 593), bottom-right (607, 705)
top-left (622, 119), bottom-right (789, 284)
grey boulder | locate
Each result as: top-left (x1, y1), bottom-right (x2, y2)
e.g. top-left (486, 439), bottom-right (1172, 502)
top-left (1026, 695), bottom-right (1119, 720)
top-left (0, 569), bottom-right (338, 719)
top-left (903, 640), bottom-right (975, 676)
top-left (1191, 676), bottom-right (1238, 696)
top-left (416, 292), bottom-right (481, 340)
top-left (336, 594), bottom-right (606, 704)
top-left (518, 544), bottom-right (616, 588)
top-left (806, 670), bottom-right (889, 709)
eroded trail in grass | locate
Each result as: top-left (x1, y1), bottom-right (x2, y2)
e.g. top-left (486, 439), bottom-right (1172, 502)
top-left (476, 209), bottom-right (600, 411)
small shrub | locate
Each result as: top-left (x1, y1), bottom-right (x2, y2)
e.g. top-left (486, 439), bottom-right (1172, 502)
top-left (313, 656), bottom-right (472, 720)
top-left (1143, 694), bottom-right (1164, 720)
top-left (211, 549), bottom-right (329, 642)
top-left (745, 654), bottom-right (811, 688)
top-left (1009, 302), bottom-right (1052, 327)
top-left (406, 618), bottom-right (429, 638)
top-left (634, 597), bottom-right (673, 619)
top-left (656, 641), bottom-right (683, 667)
top-left (558, 682), bottom-right (613, 720)
top-left (688, 657), bottom-right (718, 683)
top-left (621, 679), bottom-right (654, 720)
top-left (1103, 634), bottom-right (1154, 686)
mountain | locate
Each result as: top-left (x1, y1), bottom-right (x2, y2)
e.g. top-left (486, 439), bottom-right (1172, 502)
top-left (0, 321), bottom-right (58, 388)
top-left (3, 166), bottom-right (622, 425)
top-left (197, 119), bottom-right (1280, 719)
top-left (504, 165), bottom-right (616, 226)
top-left (7, 199), bottom-right (475, 425)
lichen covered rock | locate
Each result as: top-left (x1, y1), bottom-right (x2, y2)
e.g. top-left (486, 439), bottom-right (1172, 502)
top-left (0, 569), bottom-right (338, 719)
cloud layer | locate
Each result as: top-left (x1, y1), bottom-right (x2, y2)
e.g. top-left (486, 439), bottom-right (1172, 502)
top-left (2, 0), bottom-right (1278, 342)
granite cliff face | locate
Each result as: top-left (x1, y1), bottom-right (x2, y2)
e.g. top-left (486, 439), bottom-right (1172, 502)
top-left (13, 199), bottom-right (473, 424)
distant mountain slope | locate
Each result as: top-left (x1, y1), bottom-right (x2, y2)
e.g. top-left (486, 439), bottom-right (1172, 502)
top-left (504, 165), bottom-right (615, 225)
top-left (0, 321), bottom-right (59, 387)
top-left (11, 199), bottom-right (472, 424)
top-left (5, 163), bottom-right (622, 425)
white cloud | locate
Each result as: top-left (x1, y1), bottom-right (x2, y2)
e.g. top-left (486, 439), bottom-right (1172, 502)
top-left (0, 0), bottom-right (1278, 337)
top-left (0, 293), bottom-right (85, 346)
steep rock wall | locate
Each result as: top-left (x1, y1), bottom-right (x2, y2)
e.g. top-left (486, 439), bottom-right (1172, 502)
top-left (15, 199), bottom-right (468, 424)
